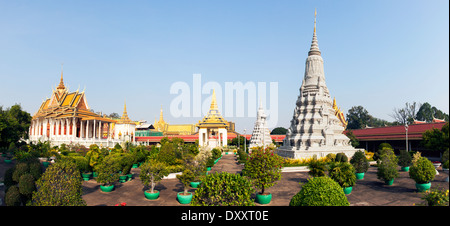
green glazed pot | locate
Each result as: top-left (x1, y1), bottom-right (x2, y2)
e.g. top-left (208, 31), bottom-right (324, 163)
top-left (81, 172), bottom-right (92, 181)
top-left (100, 185), bottom-right (114, 192)
top-left (355, 172), bottom-right (365, 180)
top-left (385, 179), bottom-right (394, 186)
top-left (177, 192), bottom-right (193, 204)
top-left (144, 190), bottom-right (160, 200)
top-left (119, 175), bottom-right (128, 183)
top-left (132, 163), bottom-right (139, 168)
top-left (92, 172), bottom-right (98, 178)
top-left (42, 161), bottom-right (50, 167)
top-left (207, 167), bottom-right (211, 171)
top-left (127, 174), bottom-right (133, 181)
top-left (343, 187), bottom-right (353, 195)
top-left (256, 193), bottom-right (272, 205)
top-left (190, 181), bottom-right (201, 188)
top-left (415, 183), bottom-right (431, 192)
top-left (401, 166), bottom-right (410, 172)
top-left (4, 159), bottom-right (12, 164)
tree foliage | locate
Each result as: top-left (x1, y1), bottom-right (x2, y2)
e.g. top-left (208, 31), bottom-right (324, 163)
top-left (0, 104), bottom-right (32, 148)
top-left (242, 146), bottom-right (283, 194)
top-left (31, 158), bottom-right (86, 206)
top-left (421, 122), bottom-right (449, 153)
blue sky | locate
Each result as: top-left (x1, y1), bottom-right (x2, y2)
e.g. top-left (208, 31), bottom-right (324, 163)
top-left (0, 0), bottom-right (448, 133)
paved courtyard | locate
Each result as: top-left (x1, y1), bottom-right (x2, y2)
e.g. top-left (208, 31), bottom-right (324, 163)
top-left (1, 154), bottom-right (448, 206)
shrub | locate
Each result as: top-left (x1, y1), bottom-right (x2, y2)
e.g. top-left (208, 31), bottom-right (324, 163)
top-left (157, 143), bottom-right (177, 165)
top-left (191, 172), bottom-right (255, 206)
top-left (211, 148), bottom-right (221, 160)
top-left (12, 162), bottom-right (29, 183)
top-left (374, 143), bottom-right (393, 161)
top-left (18, 173), bottom-right (36, 198)
top-left (377, 150), bottom-right (399, 182)
top-left (335, 153), bottom-right (348, 163)
top-left (237, 149), bottom-right (248, 164)
top-left (5, 186), bottom-right (21, 206)
top-left (289, 176), bottom-right (349, 206)
top-left (350, 150), bottom-right (369, 173)
top-left (443, 160), bottom-right (449, 169)
top-left (308, 159), bottom-right (327, 177)
top-left (326, 153), bottom-right (336, 162)
top-left (96, 155), bottom-right (120, 186)
top-left (139, 159), bottom-right (170, 193)
top-left (329, 162), bottom-right (356, 188)
top-left (442, 149), bottom-right (449, 164)
top-left (420, 188), bottom-right (449, 206)
top-left (398, 149), bottom-right (412, 167)
top-left (242, 147), bottom-right (283, 195)
top-left (31, 158), bottom-right (86, 206)
top-left (409, 157), bottom-right (436, 184)
top-left (177, 169), bottom-right (195, 195)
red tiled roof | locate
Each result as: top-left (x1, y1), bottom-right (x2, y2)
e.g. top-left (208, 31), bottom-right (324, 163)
top-left (135, 134), bottom-right (286, 142)
top-left (347, 122), bottom-right (447, 141)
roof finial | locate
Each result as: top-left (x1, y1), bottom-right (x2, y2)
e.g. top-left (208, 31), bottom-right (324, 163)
top-left (308, 9), bottom-right (321, 56)
top-left (210, 89), bottom-right (218, 110)
top-left (314, 8), bottom-right (317, 33)
top-left (57, 63), bottom-right (66, 90)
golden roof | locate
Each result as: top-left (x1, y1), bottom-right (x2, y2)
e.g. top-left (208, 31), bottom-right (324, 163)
top-left (197, 89), bottom-right (228, 128)
top-left (116, 101), bottom-right (134, 124)
top-left (32, 71), bottom-right (116, 123)
top-left (333, 97), bottom-right (348, 129)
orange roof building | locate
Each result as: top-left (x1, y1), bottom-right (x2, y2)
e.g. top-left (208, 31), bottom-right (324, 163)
top-left (29, 68), bottom-right (120, 147)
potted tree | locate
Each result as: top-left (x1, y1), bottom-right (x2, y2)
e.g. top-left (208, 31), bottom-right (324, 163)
top-left (409, 156), bottom-right (436, 192)
top-left (376, 150), bottom-right (399, 185)
top-left (139, 159), bottom-right (169, 200)
top-left (242, 146), bottom-right (284, 205)
top-left (398, 149), bottom-right (412, 172)
top-left (176, 169), bottom-right (195, 204)
top-left (329, 162), bottom-right (356, 195)
top-left (350, 150), bottom-right (369, 180)
top-left (96, 155), bottom-right (120, 192)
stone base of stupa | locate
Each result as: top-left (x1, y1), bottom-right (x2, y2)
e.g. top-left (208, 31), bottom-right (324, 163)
top-left (276, 146), bottom-right (361, 160)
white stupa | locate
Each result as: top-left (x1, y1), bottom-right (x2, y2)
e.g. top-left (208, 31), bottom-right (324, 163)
top-left (277, 10), bottom-right (360, 159)
top-left (249, 101), bottom-right (273, 149)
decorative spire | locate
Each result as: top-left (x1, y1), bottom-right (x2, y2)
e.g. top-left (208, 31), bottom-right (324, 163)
top-left (57, 63), bottom-right (66, 90)
top-left (308, 9), bottom-right (321, 56)
top-left (210, 89), bottom-right (218, 110)
top-left (159, 105), bottom-right (164, 121)
top-left (123, 100), bottom-right (128, 116)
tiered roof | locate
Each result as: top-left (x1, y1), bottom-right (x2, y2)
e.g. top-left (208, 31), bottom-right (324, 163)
top-left (196, 89), bottom-right (228, 128)
top-left (32, 70), bottom-right (115, 123)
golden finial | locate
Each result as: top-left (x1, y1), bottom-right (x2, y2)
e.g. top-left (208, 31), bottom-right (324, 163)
top-left (210, 89), bottom-right (218, 110)
top-left (314, 8), bottom-right (317, 33)
top-left (57, 63), bottom-right (66, 90)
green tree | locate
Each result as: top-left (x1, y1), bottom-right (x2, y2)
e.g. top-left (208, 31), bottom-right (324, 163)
top-left (139, 159), bottom-right (170, 193)
top-left (421, 122), bottom-right (449, 153)
top-left (270, 127), bottom-right (287, 135)
top-left (416, 102), bottom-right (449, 122)
top-left (0, 104), bottom-right (32, 148)
top-left (242, 146), bottom-right (283, 195)
top-left (31, 158), bottom-right (86, 206)
top-left (345, 130), bottom-right (359, 147)
top-left (346, 106), bottom-right (371, 130)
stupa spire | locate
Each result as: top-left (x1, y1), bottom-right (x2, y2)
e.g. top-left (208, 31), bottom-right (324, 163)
top-left (57, 63), bottom-right (66, 90)
top-left (210, 89), bottom-right (218, 110)
top-left (308, 9), bottom-right (321, 56)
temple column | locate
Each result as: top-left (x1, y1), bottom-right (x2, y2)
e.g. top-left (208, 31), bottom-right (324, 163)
top-left (99, 121), bottom-right (102, 139)
top-left (72, 118), bottom-right (76, 139)
top-left (93, 119), bottom-right (96, 140)
top-left (86, 120), bottom-right (90, 138)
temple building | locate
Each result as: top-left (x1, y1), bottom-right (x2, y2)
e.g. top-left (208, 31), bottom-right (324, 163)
top-left (249, 101), bottom-right (272, 149)
top-left (29, 69), bottom-right (123, 147)
top-left (197, 89), bottom-right (228, 149)
top-left (153, 106), bottom-right (197, 136)
top-left (277, 10), bottom-right (359, 159)
top-left (113, 101), bottom-right (136, 142)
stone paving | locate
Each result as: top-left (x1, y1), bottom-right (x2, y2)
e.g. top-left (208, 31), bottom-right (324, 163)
top-left (1, 154), bottom-right (448, 206)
